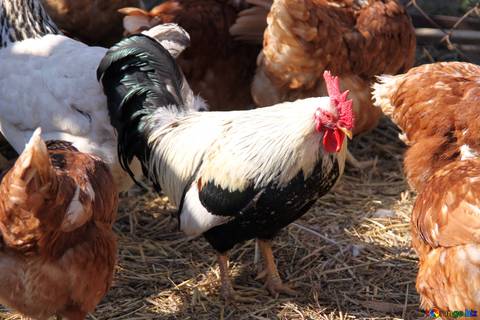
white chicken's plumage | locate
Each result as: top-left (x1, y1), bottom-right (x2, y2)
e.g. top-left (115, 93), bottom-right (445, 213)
top-left (0, 34), bottom-right (141, 191)
top-left (0, 35), bottom-right (105, 148)
top-left (1, 0), bottom-right (197, 192)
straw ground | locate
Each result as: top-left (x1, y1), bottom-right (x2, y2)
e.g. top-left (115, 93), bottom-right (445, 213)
top-left (3, 1), bottom-right (479, 319)
top-left (0, 116), bottom-right (421, 320)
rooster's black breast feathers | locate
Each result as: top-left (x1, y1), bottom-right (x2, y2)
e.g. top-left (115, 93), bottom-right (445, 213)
top-left (199, 181), bottom-right (257, 217)
top-left (199, 159), bottom-right (341, 252)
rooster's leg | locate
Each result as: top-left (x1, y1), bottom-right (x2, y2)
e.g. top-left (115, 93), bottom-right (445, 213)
top-left (254, 240), bottom-right (263, 274)
top-left (256, 239), bottom-right (298, 297)
top-left (217, 254), bottom-right (256, 303)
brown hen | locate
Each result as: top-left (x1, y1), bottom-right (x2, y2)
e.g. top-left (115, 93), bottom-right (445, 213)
top-left (231, 0), bottom-right (416, 135)
top-left (373, 62), bottom-right (480, 312)
top-left (412, 160), bottom-right (480, 312)
top-left (41, 0), bottom-right (141, 46)
top-left (119, 0), bottom-right (260, 110)
top-left (0, 128), bottom-right (118, 319)
top-left (373, 62), bottom-right (480, 191)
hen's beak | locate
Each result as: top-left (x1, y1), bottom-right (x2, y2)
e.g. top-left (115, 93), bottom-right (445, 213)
top-left (339, 127), bottom-right (353, 140)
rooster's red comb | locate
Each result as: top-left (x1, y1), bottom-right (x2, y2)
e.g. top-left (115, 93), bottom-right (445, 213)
top-left (323, 70), bottom-right (355, 131)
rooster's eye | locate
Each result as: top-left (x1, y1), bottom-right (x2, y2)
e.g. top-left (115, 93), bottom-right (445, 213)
top-left (323, 113), bottom-right (336, 123)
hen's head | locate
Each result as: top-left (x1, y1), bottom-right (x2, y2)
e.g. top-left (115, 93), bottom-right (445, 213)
top-left (314, 71), bottom-right (354, 153)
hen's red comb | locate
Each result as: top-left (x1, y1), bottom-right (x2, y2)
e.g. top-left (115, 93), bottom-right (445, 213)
top-left (323, 70), bottom-right (355, 131)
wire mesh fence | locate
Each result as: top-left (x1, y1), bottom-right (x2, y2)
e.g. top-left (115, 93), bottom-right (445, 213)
top-left (403, 0), bottom-right (480, 64)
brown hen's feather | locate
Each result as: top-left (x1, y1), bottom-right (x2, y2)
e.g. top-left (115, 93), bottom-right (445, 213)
top-left (373, 62), bottom-right (480, 191)
top-left (42, 0), bottom-right (141, 46)
top-left (231, 0), bottom-right (415, 135)
top-left (119, 0), bottom-right (261, 110)
top-left (411, 160), bottom-right (480, 311)
top-left (0, 129), bottom-right (118, 320)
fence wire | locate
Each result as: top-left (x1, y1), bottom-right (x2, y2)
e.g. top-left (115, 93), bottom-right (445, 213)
top-left (404, 0), bottom-right (480, 64)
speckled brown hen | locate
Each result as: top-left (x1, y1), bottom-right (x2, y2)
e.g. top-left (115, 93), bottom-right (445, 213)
top-left (0, 129), bottom-right (117, 319)
top-left (41, 0), bottom-right (141, 46)
top-left (373, 62), bottom-right (480, 192)
top-left (411, 160), bottom-right (480, 312)
top-left (119, 0), bottom-right (260, 110)
top-left (373, 62), bottom-right (480, 312)
top-left (231, 0), bottom-right (416, 135)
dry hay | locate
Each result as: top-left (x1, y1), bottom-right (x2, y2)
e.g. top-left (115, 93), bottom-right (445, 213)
top-left (0, 116), bottom-right (422, 320)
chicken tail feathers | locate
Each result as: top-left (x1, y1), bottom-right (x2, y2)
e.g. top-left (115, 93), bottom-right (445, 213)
top-left (97, 31), bottom-right (189, 182)
top-left (0, 128), bottom-right (56, 250)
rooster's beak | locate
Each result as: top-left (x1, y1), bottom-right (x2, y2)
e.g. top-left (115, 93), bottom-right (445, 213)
top-left (339, 127), bottom-right (353, 140)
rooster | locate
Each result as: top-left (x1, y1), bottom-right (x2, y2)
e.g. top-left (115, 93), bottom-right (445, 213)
top-left (230, 0), bottom-right (415, 168)
top-left (98, 32), bottom-right (354, 300)
top-left (0, 128), bottom-right (118, 319)
top-left (118, 0), bottom-right (260, 110)
top-left (0, 0), bottom-right (205, 192)
top-left (372, 62), bottom-right (480, 311)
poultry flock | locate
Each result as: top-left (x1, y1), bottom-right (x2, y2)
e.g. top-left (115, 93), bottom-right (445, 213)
top-left (0, 0), bottom-right (478, 317)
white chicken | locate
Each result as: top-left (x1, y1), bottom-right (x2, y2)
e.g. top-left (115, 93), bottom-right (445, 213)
top-left (0, 0), bottom-right (204, 191)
